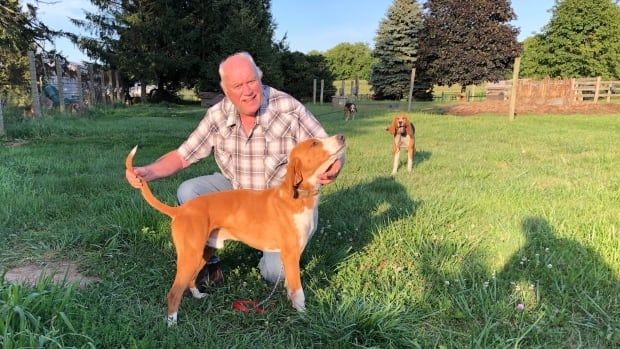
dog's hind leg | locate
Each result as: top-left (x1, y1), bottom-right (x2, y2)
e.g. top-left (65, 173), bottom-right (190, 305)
top-left (166, 249), bottom-right (207, 326)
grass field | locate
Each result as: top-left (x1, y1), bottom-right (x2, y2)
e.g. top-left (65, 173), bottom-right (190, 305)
top-left (1, 102), bottom-right (619, 348)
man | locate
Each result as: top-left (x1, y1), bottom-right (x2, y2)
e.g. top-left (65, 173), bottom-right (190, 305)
top-left (125, 52), bottom-right (343, 288)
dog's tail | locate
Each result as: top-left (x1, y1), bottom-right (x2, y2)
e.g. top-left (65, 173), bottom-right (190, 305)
top-left (126, 146), bottom-right (178, 217)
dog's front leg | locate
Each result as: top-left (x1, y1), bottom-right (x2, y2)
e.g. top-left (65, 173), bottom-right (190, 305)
top-left (280, 250), bottom-right (305, 311)
top-left (391, 150), bottom-right (400, 176)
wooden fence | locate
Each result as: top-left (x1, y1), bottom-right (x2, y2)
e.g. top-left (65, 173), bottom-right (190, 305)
top-left (486, 77), bottom-right (620, 105)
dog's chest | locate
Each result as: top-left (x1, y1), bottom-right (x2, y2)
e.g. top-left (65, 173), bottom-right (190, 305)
top-left (293, 205), bottom-right (319, 250)
top-left (394, 134), bottom-right (412, 148)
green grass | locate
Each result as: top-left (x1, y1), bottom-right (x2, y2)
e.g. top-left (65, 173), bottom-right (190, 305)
top-left (1, 102), bottom-right (619, 348)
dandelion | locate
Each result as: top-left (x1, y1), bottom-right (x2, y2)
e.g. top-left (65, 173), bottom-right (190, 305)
top-left (545, 247), bottom-right (550, 252)
top-left (444, 280), bottom-right (450, 286)
top-left (516, 303), bottom-right (525, 311)
top-left (547, 263), bottom-right (553, 269)
top-left (483, 281), bottom-right (489, 289)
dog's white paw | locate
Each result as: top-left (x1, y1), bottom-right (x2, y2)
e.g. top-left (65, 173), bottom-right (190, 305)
top-left (189, 287), bottom-right (207, 299)
top-left (166, 312), bottom-right (178, 327)
top-left (289, 289), bottom-right (306, 312)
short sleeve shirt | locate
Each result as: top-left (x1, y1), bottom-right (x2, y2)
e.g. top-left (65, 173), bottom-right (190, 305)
top-left (178, 86), bottom-right (328, 190)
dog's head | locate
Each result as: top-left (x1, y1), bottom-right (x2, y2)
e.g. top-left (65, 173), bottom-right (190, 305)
top-left (284, 134), bottom-right (346, 197)
top-left (345, 102), bottom-right (357, 113)
top-left (387, 114), bottom-right (414, 137)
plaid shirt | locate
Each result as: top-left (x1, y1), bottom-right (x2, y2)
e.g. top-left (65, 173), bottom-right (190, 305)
top-left (178, 86), bottom-right (327, 190)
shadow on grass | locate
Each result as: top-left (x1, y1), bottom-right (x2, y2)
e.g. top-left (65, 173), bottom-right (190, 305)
top-left (414, 215), bottom-right (620, 346)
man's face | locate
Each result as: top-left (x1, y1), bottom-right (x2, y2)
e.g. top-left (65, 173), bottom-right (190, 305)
top-left (221, 57), bottom-right (263, 117)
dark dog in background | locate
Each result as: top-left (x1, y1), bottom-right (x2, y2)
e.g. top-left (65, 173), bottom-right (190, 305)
top-left (343, 102), bottom-right (357, 121)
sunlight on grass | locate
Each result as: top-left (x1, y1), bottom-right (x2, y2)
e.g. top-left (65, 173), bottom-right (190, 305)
top-left (1, 102), bottom-right (619, 347)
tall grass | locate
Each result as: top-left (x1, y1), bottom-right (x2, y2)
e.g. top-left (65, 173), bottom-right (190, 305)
top-left (1, 103), bottom-right (619, 347)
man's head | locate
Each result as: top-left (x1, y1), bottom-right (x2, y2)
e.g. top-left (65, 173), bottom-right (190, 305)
top-left (219, 52), bottom-right (263, 117)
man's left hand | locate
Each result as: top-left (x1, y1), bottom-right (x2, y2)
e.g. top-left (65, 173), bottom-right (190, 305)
top-left (318, 158), bottom-right (343, 185)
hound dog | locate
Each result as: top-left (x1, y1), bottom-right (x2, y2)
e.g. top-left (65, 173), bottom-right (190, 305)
top-left (386, 114), bottom-right (415, 176)
top-left (343, 102), bottom-right (357, 121)
top-left (126, 135), bottom-right (346, 325)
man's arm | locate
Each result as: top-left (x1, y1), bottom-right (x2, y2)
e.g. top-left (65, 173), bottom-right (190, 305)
top-left (125, 149), bottom-right (189, 188)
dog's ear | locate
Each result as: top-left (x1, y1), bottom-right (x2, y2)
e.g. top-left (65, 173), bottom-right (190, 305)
top-left (285, 157), bottom-right (304, 196)
top-left (386, 118), bottom-right (396, 134)
top-left (407, 122), bottom-right (415, 137)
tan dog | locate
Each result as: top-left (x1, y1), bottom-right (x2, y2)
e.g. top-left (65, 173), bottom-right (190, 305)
top-left (386, 115), bottom-right (415, 176)
top-left (126, 135), bottom-right (346, 325)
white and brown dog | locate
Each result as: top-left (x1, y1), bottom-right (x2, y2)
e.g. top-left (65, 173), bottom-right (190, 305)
top-left (343, 102), bottom-right (357, 121)
top-left (386, 114), bottom-right (415, 176)
top-left (126, 135), bottom-right (346, 325)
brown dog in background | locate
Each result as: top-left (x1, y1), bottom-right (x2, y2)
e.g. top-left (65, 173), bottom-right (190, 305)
top-left (386, 114), bottom-right (415, 176)
top-left (126, 135), bottom-right (346, 325)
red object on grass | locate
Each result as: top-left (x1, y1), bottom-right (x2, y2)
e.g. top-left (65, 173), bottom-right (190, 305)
top-left (232, 300), bottom-right (266, 313)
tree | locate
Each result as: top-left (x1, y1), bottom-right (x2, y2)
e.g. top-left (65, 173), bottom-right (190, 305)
top-left (277, 50), bottom-right (334, 101)
top-left (522, 0), bottom-right (620, 79)
top-left (370, 0), bottom-right (423, 100)
top-left (0, 0), bottom-right (56, 114)
top-left (70, 0), bottom-right (282, 97)
top-left (519, 35), bottom-right (552, 79)
top-left (324, 42), bottom-right (375, 80)
top-left (418, 0), bottom-right (521, 92)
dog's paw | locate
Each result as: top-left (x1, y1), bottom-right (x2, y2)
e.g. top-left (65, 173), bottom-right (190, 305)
top-left (189, 287), bottom-right (207, 299)
top-left (166, 312), bottom-right (178, 327)
top-left (289, 289), bottom-right (306, 312)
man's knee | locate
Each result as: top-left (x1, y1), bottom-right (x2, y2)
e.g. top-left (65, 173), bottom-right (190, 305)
top-left (259, 252), bottom-right (284, 283)
top-left (177, 179), bottom-right (198, 205)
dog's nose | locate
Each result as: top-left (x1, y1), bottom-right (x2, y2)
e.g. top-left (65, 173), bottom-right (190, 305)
top-left (336, 134), bottom-right (345, 142)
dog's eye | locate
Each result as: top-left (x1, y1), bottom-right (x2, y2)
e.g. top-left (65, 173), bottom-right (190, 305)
top-left (311, 140), bottom-right (319, 147)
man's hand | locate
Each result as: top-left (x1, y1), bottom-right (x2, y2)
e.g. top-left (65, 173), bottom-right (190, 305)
top-left (125, 166), bottom-right (148, 189)
top-left (318, 158), bottom-right (343, 185)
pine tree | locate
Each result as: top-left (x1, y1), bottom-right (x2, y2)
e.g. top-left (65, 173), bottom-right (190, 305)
top-left (521, 0), bottom-right (620, 79)
top-left (369, 0), bottom-right (423, 100)
top-left (418, 0), bottom-right (520, 91)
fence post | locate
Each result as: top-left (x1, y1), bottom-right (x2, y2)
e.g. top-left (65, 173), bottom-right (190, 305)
top-left (55, 57), bottom-right (65, 113)
top-left (320, 80), bottom-right (324, 105)
top-left (115, 70), bottom-right (122, 101)
top-left (508, 57), bottom-right (521, 121)
top-left (354, 75), bottom-right (359, 98)
top-left (313, 79), bottom-right (317, 104)
top-left (99, 70), bottom-right (106, 105)
top-left (593, 76), bottom-right (601, 103)
top-left (87, 64), bottom-right (96, 107)
top-left (0, 98), bottom-right (5, 136)
top-left (27, 51), bottom-right (42, 117)
top-left (76, 66), bottom-right (84, 112)
top-left (407, 68), bottom-right (416, 112)
top-left (607, 83), bottom-right (612, 103)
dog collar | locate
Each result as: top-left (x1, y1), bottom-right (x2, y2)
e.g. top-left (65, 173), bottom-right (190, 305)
top-left (294, 188), bottom-right (320, 198)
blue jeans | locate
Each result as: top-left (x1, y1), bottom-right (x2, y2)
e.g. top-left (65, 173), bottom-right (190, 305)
top-left (177, 173), bottom-right (284, 283)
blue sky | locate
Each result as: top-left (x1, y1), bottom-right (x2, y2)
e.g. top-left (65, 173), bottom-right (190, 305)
top-left (28, 0), bottom-right (555, 63)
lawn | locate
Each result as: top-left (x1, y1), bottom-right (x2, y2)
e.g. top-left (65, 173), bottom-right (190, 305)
top-left (1, 102), bottom-right (619, 348)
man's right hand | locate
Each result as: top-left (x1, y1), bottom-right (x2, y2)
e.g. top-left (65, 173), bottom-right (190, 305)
top-left (125, 166), bottom-right (148, 188)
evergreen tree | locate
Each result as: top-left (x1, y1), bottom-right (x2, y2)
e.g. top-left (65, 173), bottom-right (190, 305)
top-left (418, 0), bottom-right (520, 91)
top-left (70, 0), bottom-right (282, 95)
top-left (522, 0), bottom-right (620, 79)
top-left (370, 0), bottom-right (423, 100)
